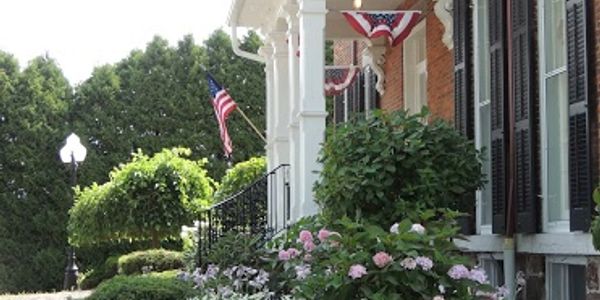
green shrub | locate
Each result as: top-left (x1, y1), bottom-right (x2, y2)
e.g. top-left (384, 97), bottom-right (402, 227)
top-left (79, 255), bottom-right (119, 290)
top-left (203, 232), bottom-right (266, 269)
top-left (315, 110), bottom-right (484, 227)
top-left (118, 249), bottom-right (185, 275)
top-left (68, 148), bottom-right (216, 248)
top-left (87, 272), bottom-right (197, 300)
top-left (214, 156), bottom-right (266, 201)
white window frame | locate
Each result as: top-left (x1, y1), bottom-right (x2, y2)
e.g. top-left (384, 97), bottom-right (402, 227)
top-left (546, 255), bottom-right (587, 300)
top-left (403, 20), bottom-right (427, 114)
top-left (538, 0), bottom-right (570, 233)
top-left (473, 0), bottom-right (493, 235)
top-left (478, 253), bottom-right (504, 287)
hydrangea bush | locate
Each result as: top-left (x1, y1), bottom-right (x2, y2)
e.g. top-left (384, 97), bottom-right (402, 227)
top-left (264, 211), bottom-right (506, 300)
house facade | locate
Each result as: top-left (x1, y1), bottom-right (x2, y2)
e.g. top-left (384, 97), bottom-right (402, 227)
top-left (228, 0), bottom-right (600, 298)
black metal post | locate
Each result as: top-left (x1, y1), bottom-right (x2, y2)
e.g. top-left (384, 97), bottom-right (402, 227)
top-left (63, 154), bottom-right (79, 290)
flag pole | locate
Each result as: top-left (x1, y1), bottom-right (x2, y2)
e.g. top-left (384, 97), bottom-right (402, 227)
top-left (235, 106), bottom-right (267, 143)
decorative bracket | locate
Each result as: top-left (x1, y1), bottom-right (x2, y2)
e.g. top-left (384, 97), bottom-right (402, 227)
top-left (362, 45), bottom-right (387, 95)
top-left (434, 0), bottom-right (453, 50)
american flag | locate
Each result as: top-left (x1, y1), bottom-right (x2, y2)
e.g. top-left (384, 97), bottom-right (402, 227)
top-left (207, 73), bottom-right (237, 157)
top-left (324, 66), bottom-right (359, 96)
top-left (342, 11), bottom-right (422, 47)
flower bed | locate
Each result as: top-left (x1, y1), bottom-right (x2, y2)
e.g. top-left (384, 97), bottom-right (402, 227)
top-left (179, 211), bottom-right (507, 299)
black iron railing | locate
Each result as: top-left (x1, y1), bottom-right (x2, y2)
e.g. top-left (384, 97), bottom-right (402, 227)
top-left (197, 164), bottom-right (290, 266)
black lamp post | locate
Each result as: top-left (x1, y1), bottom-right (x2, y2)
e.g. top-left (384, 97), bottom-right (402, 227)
top-left (59, 133), bottom-right (87, 291)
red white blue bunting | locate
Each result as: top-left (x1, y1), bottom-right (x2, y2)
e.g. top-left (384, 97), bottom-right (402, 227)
top-left (341, 11), bottom-right (422, 47)
top-left (324, 66), bottom-right (359, 96)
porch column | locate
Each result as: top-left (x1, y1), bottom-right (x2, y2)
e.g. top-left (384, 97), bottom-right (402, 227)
top-left (297, 0), bottom-right (327, 217)
top-left (284, 3), bottom-right (301, 221)
top-left (271, 28), bottom-right (291, 230)
top-left (258, 44), bottom-right (275, 171)
top-left (271, 30), bottom-right (291, 166)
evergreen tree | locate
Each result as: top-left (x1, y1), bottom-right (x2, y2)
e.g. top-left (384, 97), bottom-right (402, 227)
top-left (0, 54), bottom-right (73, 292)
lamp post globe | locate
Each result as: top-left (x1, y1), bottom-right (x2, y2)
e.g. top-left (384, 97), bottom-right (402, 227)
top-left (59, 133), bottom-right (86, 291)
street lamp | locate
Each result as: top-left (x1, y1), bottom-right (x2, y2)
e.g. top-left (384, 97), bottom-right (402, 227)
top-left (59, 133), bottom-right (87, 291)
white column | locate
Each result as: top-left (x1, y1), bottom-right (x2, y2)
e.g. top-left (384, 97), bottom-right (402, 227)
top-left (284, 3), bottom-right (301, 221)
top-left (297, 0), bottom-right (327, 217)
top-left (271, 31), bottom-right (291, 166)
top-left (258, 44), bottom-right (275, 171)
top-left (270, 29), bottom-right (291, 230)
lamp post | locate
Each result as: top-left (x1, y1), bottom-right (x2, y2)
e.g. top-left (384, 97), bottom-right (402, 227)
top-left (59, 133), bottom-right (87, 291)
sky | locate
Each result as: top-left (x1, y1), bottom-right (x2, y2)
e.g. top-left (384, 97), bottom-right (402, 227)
top-left (0, 0), bottom-right (233, 85)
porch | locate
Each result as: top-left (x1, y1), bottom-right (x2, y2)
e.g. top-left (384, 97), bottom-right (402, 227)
top-left (227, 0), bottom-right (453, 227)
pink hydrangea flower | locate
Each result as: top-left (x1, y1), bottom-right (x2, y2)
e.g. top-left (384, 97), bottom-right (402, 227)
top-left (447, 264), bottom-right (470, 279)
top-left (433, 296), bottom-right (445, 300)
top-left (409, 223), bottom-right (426, 234)
top-left (348, 264), bottom-right (367, 279)
top-left (278, 250), bottom-right (291, 261)
top-left (299, 230), bottom-right (313, 243)
top-left (372, 252), bottom-right (393, 268)
top-left (469, 268), bottom-right (488, 284)
top-left (318, 228), bottom-right (331, 242)
top-left (287, 248), bottom-right (300, 258)
top-left (415, 256), bottom-right (434, 271)
top-left (303, 241), bottom-right (315, 252)
top-left (400, 257), bottom-right (417, 270)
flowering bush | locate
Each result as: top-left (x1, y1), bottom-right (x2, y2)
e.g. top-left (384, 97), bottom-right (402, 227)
top-left (265, 211), bottom-right (504, 299)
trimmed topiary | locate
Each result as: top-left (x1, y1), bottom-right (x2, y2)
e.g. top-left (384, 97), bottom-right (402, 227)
top-left (118, 249), bottom-right (184, 275)
top-left (87, 272), bottom-right (197, 300)
top-left (68, 148), bottom-right (216, 248)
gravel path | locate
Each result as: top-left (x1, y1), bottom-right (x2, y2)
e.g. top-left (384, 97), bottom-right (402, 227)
top-left (0, 291), bottom-right (92, 300)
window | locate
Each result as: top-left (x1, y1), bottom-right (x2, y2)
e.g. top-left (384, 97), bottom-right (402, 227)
top-left (547, 257), bottom-right (586, 300)
top-left (333, 67), bottom-right (379, 124)
top-left (403, 21), bottom-right (427, 114)
top-left (480, 256), bottom-right (504, 287)
top-left (474, 0), bottom-right (492, 233)
top-left (539, 0), bottom-right (569, 232)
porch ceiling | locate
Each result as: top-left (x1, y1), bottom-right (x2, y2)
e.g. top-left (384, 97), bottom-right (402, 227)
top-left (229, 0), bottom-right (406, 41)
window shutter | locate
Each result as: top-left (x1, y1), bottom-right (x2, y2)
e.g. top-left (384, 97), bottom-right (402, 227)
top-left (334, 94), bottom-right (345, 124)
top-left (346, 78), bottom-right (356, 120)
top-left (356, 71), bottom-right (366, 114)
top-left (366, 67), bottom-right (380, 110)
top-left (453, 0), bottom-right (474, 139)
top-left (489, 0), bottom-right (507, 234)
top-left (566, 0), bottom-right (592, 232)
top-left (512, 0), bottom-right (538, 233)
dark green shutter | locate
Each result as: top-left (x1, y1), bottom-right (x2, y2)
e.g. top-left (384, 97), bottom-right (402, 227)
top-left (489, 0), bottom-right (507, 234)
top-left (355, 71), bottom-right (365, 114)
top-left (566, 0), bottom-right (592, 232)
top-left (346, 77), bottom-right (356, 119)
top-left (366, 67), bottom-right (380, 110)
top-left (453, 0), bottom-right (474, 139)
top-left (334, 94), bottom-right (345, 124)
top-left (512, 0), bottom-right (538, 233)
